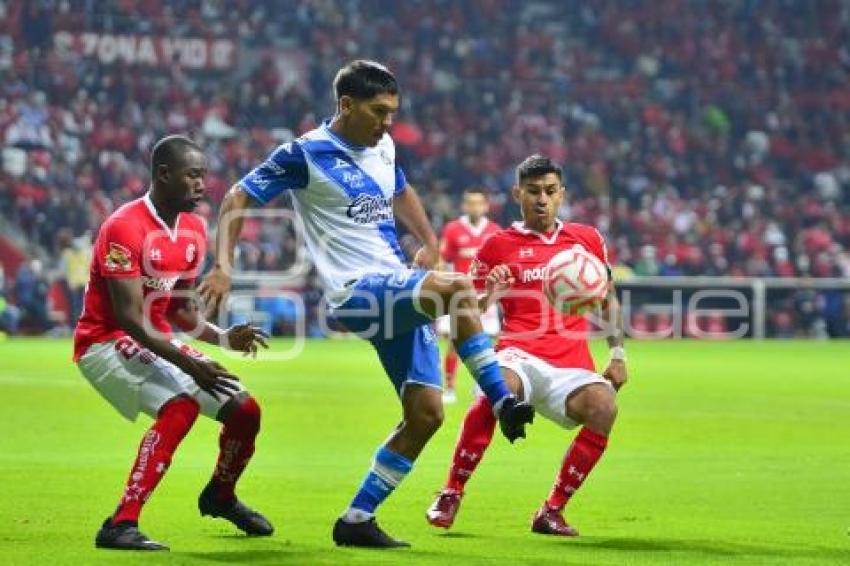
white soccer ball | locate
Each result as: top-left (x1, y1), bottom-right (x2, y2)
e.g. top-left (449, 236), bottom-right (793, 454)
top-left (543, 245), bottom-right (609, 314)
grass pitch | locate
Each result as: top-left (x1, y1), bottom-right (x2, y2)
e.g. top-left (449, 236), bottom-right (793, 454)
top-left (1, 337), bottom-right (848, 565)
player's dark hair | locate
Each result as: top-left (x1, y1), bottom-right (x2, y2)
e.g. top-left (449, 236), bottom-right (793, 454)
top-left (150, 135), bottom-right (202, 176)
top-left (516, 154), bottom-right (562, 183)
top-left (463, 187), bottom-right (489, 198)
top-left (333, 60), bottom-right (399, 101)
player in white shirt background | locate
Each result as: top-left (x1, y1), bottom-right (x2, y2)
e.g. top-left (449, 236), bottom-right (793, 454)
top-left (199, 60), bottom-right (534, 548)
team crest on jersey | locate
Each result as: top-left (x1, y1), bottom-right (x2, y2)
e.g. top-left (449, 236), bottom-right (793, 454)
top-left (519, 247), bottom-right (534, 258)
top-left (105, 242), bottom-right (133, 272)
top-left (186, 243), bottom-right (196, 263)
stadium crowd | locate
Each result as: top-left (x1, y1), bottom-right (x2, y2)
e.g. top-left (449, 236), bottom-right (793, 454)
top-left (0, 0), bottom-right (848, 337)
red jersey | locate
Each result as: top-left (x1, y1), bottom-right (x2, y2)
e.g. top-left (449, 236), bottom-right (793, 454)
top-left (471, 220), bottom-right (610, 370)
top-left (441, 216), bottom-right (501, 274)
top-left (73, 195), bottom-right (206, 361)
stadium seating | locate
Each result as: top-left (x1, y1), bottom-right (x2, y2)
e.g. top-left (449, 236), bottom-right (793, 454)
top-left (0, 1), bottom-right (847, 336)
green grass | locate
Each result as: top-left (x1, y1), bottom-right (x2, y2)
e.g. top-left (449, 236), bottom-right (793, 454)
top-left (1, 337), bottom-right (848, 565)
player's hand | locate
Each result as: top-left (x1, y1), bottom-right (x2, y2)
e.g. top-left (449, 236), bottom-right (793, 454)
top-left (413, 244), bottom-right (440, 269)
top-left (485, 264), bottom-right (515, 298)
top-left (602, 360), bottom-right (628, 391)
top-left (224, 323), bottom-right (269, 358)
top-left (198, 266), bottom-right (231, 319)
top-left (184, 358), bottom-right (241, 400)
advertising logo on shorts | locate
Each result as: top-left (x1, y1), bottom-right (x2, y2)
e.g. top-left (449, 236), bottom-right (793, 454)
top-left (105, 242), bottom-right (133, 272)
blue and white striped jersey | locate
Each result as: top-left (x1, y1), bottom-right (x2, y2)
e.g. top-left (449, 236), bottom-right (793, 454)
top-left (239, 120), bottom-right (409, 306)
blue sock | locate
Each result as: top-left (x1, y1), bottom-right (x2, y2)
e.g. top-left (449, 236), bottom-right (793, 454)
top-left (345, 446), bottom-right (413, 522)
top-left (456, 332), bottom-right (511, 407)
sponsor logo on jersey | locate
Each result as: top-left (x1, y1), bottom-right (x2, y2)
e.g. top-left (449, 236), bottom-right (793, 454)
top-left (521, 265), bottom-right (550, 283)
top-left (519, 247), bottom-right (534, 258)
top-left (149, 248), bottom-right (162, 261)
top-left (142, 275), bottom-right (179, 291)
top-left (186, 243), bottom-right (196, 263)
top-left (105, 242), bottom-right (133, 272)
top-left (341, 169), bottom-right (366, 189)
top-left (346, 194), bottom-right (393, 224)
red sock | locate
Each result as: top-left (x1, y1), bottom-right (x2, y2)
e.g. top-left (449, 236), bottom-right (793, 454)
top-left (209, 396), bottom-right (261, 502)
top-left (444, 349), bottom-right (459, 390)
top-left (445, 396), bottom-right (496, 492)
top-left (112, 396), bottom-right (199, 525)
top-left (546, 427), bottom-right (608, 510)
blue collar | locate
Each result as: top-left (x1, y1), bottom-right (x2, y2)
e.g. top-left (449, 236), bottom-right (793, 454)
top-left (322, 118), bottom-right (367, 151)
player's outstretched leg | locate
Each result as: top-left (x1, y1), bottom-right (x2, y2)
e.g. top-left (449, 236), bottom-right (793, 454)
top-left (533, 384), bottom-right (616, 537)
top-left (427, 396), bottom-right (497, 528)
top-left (199, 395), bottom-right (273, 536)
top-left (96, 396), bottom-right (200, 550)
top-left (418, 273), bottom-right (534, 441)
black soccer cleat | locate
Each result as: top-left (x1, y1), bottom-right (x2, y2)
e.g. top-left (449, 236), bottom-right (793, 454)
top-left (496, 395), bottom-right (535, 443)
top-left (332, 517), bottom-right (410, 548)
top-left (198, 485), bottom-right (274, 536)
top-left (95, 518), bottom-right (169, 551)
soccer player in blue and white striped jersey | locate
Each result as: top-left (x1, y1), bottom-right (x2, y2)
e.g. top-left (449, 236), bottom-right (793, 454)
top-left (199, 60), bottom-right (534, 548)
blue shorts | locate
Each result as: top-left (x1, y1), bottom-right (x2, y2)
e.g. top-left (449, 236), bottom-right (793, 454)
top-left (332, 270), bottom-right (441, 395)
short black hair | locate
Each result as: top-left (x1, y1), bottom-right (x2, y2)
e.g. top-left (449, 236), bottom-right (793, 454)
top-left (150, 135), bottom-right (202, 176)
top-left (333, 60), bottom-right (399, 101)
top-left (463, 187), bottom-right (489, 197)
top-left (516, 154), bottom-right (562, 183)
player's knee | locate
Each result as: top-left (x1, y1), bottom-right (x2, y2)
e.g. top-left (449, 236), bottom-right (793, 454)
top-left (584, 390), bottom-right (618, 431)
top-left (159, 395), bottom-right (201, 432)
top-left (449, 274), bottom-right (475, 297)
top-left (225, 396), bottom-right (262, 436)
top-left (412, 402), bottom-right (444, 435)
top-left (445, 275), bottom-right (477, 315)
top-left (569, 384), bottom-right (617, 432)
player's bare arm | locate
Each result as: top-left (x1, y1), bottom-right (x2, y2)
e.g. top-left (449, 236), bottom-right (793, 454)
top-left (167, 282), bottom-right (268, 358)
top-left (198, 185), bottom-right (251, 316)
top-left (393, 184), bottom-right (439, 269)
top-left (600, 284), bottom-right (627, 390)
top-left (106, 276), bottom-right (241, 399)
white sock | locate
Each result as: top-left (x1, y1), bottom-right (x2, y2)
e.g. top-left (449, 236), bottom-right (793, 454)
top-left (342, 507), bottom-right (374, 524)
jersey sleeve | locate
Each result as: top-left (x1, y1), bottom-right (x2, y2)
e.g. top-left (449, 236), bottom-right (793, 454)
top-left (239, 141), bottom-right (309, 205)
top-left (95, 220), bottom-right (143, 279)
top-left (582, 226), bottom-right (612, 280)
top-left (394, 163), bottom-right (407, 195)
top-left (589, 227), bottom-right (611, 267)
